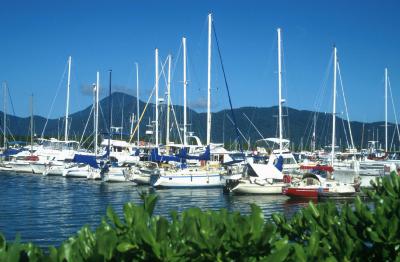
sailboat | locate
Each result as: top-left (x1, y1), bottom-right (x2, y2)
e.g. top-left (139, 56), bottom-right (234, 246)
top-left (63, 71), bottom-right (102, 179)
top-left (284, 46), bottom-right (358, 198)
top-left (227, 28), bottom-right (292, 194)
top-left (8, 95), bottom-right (41, 173)
top-left (31, 56), bottom-right (81, 176)
top-left (150, 14), bottom-right (231, 188)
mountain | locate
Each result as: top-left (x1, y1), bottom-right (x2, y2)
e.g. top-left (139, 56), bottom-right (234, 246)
top-left (0, 92), bottom-right (397, 151)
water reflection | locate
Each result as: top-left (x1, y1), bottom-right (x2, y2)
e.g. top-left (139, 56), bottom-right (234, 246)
top-left (0, 171), bottom-right (356, 247)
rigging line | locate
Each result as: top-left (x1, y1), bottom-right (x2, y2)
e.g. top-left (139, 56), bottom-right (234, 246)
top-left (337, 62), bottom-right (354, 148)
top-left (165, 55), bottom-right (183, 144)
top-left (160, 56), bottom-right (171, 88)
top-left (212, 21), bottom-right (243, 152)
top-left (244, 112), bottom-right (254, 139)
top-left (6, 85), bottom-right (16, 116)
top-left (79, 106), bottom-right (94, 144)
top-left (99, 103), bottom-right (109, 133)
top-left (5, 126), bottom-right (16, 143)
top-left (243, 113), bottom-right (265, 140)
top-left (340, 113), bottom-right (350, 149)
top-left (171, 43), bottom-right (182, 81)
top-left (129, 67), bottom-right (165, 143)
top-left (169, 96), bottom-right (183, 144)
top-left (302, 53), bottom-right (333, 147)
top-left (390, 123), bottom-right (396, 151)
top-left (281, 34), bottom-right (290, 140)
top-left (388, 76), bottom-right (400, 145)
top-left (226, 114), bottom-right (249, 148)
top-left (41, 60), bottom-right (68, 138)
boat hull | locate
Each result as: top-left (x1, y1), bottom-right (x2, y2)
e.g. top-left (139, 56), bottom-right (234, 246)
top-left (283, 187), bottom-right (326, 198)
top-left (9, 162), bottom-right (34, 173)
top-left (151, 172), bottom-right (224, 188)
top-left (102, 167), bottom-right (130, 182)
top-left (230, 180), bottom-right (285, 194)
top-left (132, 174), bottom-right (151, 185)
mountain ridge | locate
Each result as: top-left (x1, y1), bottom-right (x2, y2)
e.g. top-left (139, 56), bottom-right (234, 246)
top-left (0, 92), bottom-right (396, 150)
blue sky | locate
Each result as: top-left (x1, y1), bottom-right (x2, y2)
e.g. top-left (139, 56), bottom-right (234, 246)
top-left (0, 0), bottom-right (399, 122)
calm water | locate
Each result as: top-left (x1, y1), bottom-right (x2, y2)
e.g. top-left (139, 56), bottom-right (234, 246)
top-left (0, 171), bottom-right (358, 247)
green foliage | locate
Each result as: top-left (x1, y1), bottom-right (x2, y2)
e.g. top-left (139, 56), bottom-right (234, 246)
top-left (1, 175), bottom-right (400, 261)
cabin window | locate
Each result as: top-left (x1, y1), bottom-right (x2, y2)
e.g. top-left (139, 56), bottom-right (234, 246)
top-left (306, 178), bottom-right (314, 186)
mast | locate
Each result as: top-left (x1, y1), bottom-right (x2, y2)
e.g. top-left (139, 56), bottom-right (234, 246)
top-left (207, 13), bottom-right (212, 145)
top-left (331, 46), bottom-right (337, 166)
top-left (108, 70), bottom-right (112, 160)
top-left (312, 114), bottom-right (316, 152)
top-left (183, 37), bottom-right (187, 146)
top-left (95, 71), bottom-right (100, 156)
top-left (166, 54), bottom-right (171, 145)
top-left (30, 94), bottom-right (34, 153)
top-left (65, 56), bottom-right (71, 143)
top-left (385, 67), bottom-right (388, 152)
top-left (277, 28), bottom-right (283, 153)
top-left (3, 82), bottom-right (6, 149)
top-left (136, 62), bottom-right (140, 145)
top-left (155, 48), bottom-right (159, 146)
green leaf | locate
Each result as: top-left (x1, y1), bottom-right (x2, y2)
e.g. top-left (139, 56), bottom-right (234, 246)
top-left (97, 228), bottom-right (117, 260)
top-left (142, 193), bottom-right (158, 216)
top-left (106, 206), bottom-right (124, 229)
top-left (123, 202), bottom-right (134, 225)
top-left (0, 233), bottom-right (5, 250)
top-left (267, 238), bottom-right (290, 261)
top-left (293, 244), bottom-right (306, 262)
top-left (308, 201), bottom-right (320, 218)
top-left (117, 242), bottom-right (137, 252)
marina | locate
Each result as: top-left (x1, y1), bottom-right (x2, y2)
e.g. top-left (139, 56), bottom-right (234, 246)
top-left (0, 1), bottom-right (399, 260)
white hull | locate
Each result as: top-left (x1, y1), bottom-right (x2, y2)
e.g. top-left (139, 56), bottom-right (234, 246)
top-left (43, 165), bottom-right (64, 176)
top-left (0, 162), bottom-right (12, 172)
top-left (30, 163), bottom-right (46, 174)
top-left (63, 165), bottom-right (99, 179)
top-left (9, 162), bottom-right (34, 173)
top-left (151, 169), bottom-right (224, 188)
top-left (132, 174), bottom-right (151, 185)
top-left (230, 180), bottom-right (285, 194)
top-left (102, 167), bottom-right (130, 182)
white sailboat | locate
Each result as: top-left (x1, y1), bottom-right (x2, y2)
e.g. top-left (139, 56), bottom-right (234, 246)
top-left (151, 14), bottom-right (229, 188)
top-left (227, 28), bottom-right (289, 194)
top-left (63, 71), bottom-right (102, 179)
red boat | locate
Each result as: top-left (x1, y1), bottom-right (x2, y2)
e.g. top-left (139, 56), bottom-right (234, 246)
top-left (283, 173), bottom-right (356, 198)
top-left (283, 186), bottom-right (329, 198)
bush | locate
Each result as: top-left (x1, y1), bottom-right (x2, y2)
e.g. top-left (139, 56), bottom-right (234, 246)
top-left (1, 174), bottom-right (400, 261)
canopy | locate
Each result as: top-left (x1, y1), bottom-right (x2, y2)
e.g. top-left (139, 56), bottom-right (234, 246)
top-left (72, 154), bottom-right (99, 168)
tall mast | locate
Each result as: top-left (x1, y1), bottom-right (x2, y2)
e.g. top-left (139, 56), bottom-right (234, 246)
top-left (183, 37), bottom-right (187, 146)
top-left (136, 63), bottom-right (140, 145)
top-left (385, 67), bottom-right (388, 152)
top-left (207, 13), bottom-right (212, 145)
top-left (3, 82), bottom-right (6, 149)
top-left (30, 94), bottom-right (34, 153)
top-left (108, 70), bottom-right (112, 160)
top-left (155, 48), bottom-right (159, 146)
top-left (331, 46), bottom-right (337, 166)
top-left (95, 71), bottom-right (99, 156)
top-left (277, 28), bottom-right (283, 152)
top-left (65, 56), bottom-right (71, 142)
top-left (166, 55), bottom-right (171, 145)
top-left (312, 114), bottom-right (316, 152)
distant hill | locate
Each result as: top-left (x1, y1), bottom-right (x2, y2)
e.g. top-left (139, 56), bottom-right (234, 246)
top-left (0, 92), bottom-right (397, 151)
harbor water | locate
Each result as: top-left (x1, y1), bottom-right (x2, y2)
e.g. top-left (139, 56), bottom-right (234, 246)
top-left (0, 171), bottom-right (373, 247)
